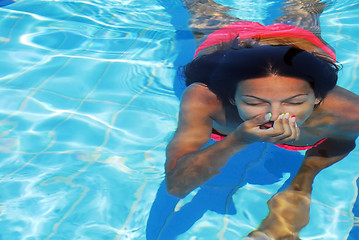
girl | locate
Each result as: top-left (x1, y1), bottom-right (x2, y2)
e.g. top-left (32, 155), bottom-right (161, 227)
top-left (166, 1), bottom-right (359, 239)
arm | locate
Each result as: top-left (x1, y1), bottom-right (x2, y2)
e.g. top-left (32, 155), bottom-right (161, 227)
top-left (165, 84), bottom-right (250, 198)
top-left (249, 137), bottom-right (357, 239)
top-left (166, 84), bottom-right (300, 198)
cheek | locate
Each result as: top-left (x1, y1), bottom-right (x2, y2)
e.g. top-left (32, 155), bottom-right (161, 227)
top-left (290, 105), bottom-right (315, 125)
top-left (237, 105), bottom-right (268, 120)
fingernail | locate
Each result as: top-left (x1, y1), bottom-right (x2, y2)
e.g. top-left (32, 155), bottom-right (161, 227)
top-left (265, 112), bottom-right (272, 121)
top-left (290, 116), bottom-right (296, 122)
top-left (285, 113), bottom-right (290, 119)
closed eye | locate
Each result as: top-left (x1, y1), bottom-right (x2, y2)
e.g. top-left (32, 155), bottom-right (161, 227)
top-left (287, 102), bottom-right (305, 105)
top-left (244, 102), bottom-right (266, 106)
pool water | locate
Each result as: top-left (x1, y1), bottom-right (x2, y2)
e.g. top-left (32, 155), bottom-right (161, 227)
top-left (0, 0), bottom-right (359, 239)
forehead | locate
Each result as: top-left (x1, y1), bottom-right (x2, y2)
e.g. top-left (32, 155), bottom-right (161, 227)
top-left (236, 75), bottom-right (314, 98)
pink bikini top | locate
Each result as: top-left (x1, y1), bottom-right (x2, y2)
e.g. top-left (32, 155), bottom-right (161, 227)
top-left (211, 129), bottom-right (327, 151)
top-left (194, 21), bottom-right (336, 62)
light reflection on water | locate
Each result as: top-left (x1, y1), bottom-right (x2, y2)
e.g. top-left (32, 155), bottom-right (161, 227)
top-left (0, 0), bottom-right (358, 239)
top-left (0, 1), bottom-right (176, 239)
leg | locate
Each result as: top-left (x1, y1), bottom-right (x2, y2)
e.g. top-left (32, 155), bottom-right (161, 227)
top-left (184, 0), bottom-right (327, 38)
top-left (183, 0), bottom-right (333, 51)
top-left (182, 0), bottom-right (239, 42)
top-left (274, 0), bottom-right (328, 40)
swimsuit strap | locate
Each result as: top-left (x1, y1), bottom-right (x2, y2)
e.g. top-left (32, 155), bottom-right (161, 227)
top-left (275, 138), bottom-right (327, 151)
top-left (194, 21), bottom-right (336, 62)
top-left (211, 129), bottom-right (226, 141)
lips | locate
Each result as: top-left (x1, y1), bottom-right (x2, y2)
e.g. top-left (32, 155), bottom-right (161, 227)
top-left (260, 121), bottom-right (274, 129)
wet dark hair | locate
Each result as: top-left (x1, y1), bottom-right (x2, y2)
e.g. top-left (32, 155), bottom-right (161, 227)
top-left (184, 44), bottom-right (340, 105)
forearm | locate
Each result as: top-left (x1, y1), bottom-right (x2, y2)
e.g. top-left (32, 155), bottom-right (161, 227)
top-left (285, 158), bottom-right (322, 194)
top-left (249, 157), bottom-right (339, 239)
top-left (250, 138), bottom-right (356, 239)
top-left (286, 145), bottom-right (355, 195)
top-left (166, 133), bottom-right (248, 198)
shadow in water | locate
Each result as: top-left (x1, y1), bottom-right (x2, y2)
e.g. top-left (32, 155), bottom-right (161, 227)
top-left (0, 0), bottom-right (15, 7)
top-left (146, 142), bottom-right (304, 239)
top-left (348, 177), bottom-right (359, 239)
top-left (156, 0), bottom-right (196, 100)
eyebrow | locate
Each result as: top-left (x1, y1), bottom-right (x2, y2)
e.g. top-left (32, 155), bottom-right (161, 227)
top-left (241, 94), bottom-right (309, 102)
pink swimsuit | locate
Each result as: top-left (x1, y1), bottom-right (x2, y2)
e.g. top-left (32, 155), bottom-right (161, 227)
top-left (194, 21), bottom-right (336, 61)
top-left (197, 21), bottom-right (335, 151)
top-left (211, 129), bottom-right (327, 151)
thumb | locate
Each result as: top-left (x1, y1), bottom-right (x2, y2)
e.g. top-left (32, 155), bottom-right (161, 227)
top-left (248, 112), bottom-right (272, 126)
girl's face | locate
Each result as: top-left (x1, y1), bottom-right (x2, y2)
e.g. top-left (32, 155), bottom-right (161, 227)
top-left (235, 75), bottom-right (320, 126)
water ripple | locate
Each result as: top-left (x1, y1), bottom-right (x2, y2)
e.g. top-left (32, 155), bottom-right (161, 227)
top-left (1, 0), bottom-right (359, 239)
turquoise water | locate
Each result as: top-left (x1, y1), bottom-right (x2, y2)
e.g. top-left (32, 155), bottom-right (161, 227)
top-left (0, 0), bottom-right (359, 239)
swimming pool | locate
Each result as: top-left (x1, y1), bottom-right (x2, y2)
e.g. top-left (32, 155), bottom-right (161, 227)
top-left (0, 0), bottom-right (359, 239)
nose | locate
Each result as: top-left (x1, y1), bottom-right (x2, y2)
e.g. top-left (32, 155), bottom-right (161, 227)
top-left (268, 103), bottom-right (283, 121)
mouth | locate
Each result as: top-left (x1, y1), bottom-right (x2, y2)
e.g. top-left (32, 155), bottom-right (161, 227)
top-left (259, 121), bottom-right (274, 129)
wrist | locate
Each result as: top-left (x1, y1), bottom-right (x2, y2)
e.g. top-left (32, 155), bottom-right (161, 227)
top-left (226, 132), bottom-right (251, 151)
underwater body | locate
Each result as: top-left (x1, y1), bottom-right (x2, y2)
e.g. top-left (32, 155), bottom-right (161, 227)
top-left (0, 0), bottom-right (359, 239)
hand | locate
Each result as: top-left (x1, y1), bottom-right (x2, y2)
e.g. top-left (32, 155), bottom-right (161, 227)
top-left (234, 113), bottom-right (300, 145)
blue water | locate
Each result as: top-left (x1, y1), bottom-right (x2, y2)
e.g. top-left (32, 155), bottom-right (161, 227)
top-left (0, 0), bottom-right (359, 239)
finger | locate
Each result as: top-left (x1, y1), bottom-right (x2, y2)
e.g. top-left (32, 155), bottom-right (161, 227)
top-left (276, 114), bottom-right (299, 143)
top-left (289, 115), bottom-right (300, 141)
top-left (248, 112), bottom-right (272, 127)
top-left (255, 114), bottom-right (283, 143)
top-left (281, 113), bottom-right (292, 139)
top-left (282, 114), bottom-right (299, 143)
top-left (270, 113), bottom-right (294, 142)
top-left (269, 113), bottom-right (286, 138)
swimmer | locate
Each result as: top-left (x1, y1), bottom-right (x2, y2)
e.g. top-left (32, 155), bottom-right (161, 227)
top-left (165, 0), bottom-right (359, 239)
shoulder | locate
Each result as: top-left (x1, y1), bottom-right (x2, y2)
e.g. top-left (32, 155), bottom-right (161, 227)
top-left (317, 86), bottom-right (359, 136)
top-left (321, 86), bottom-right (359, 118)
top-left (166, 83), bottom-right (223, 171)
top-left (181, 83), bottom-right (223, 115)
top-left (183, 82), bottom-right (216, 98)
